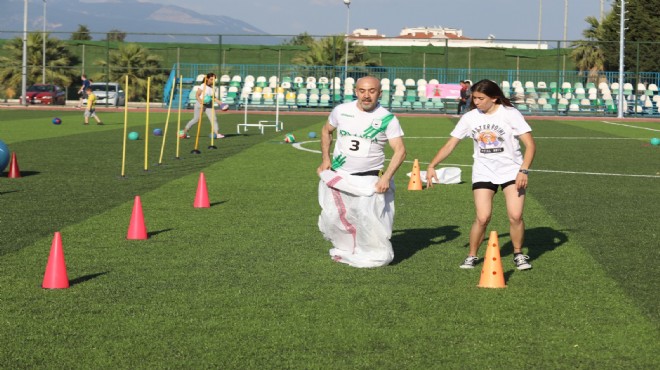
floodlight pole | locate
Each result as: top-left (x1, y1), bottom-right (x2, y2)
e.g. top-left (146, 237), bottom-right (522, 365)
top-left (537, 0), bottom-right (542, 48)
top-left (343, 0), bottom-right (351, 82)
top-left (562, 0), bottom-right (568, 75)
top-left (42, 0), bottom-right (47, 84)
top-left (21, 0), bottom-right (28, 105)
top-left (617, 0), bottom-right (625, 118)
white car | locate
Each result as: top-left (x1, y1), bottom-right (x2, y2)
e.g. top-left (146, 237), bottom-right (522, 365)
top-left (83, 82), bottom-right (126, 106)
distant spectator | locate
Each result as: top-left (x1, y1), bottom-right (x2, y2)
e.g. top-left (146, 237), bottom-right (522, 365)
top-left (77, 74), bottom-right (91, 109)
top-left (83, 87), bottom-right (103, 125)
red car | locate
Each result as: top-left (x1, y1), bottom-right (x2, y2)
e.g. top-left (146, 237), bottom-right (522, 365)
top-left (21, 84), bottom-right (67, 105)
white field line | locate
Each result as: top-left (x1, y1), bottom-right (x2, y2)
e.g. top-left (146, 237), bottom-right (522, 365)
top-left (600, 121), bottom-right (660, 132)
top-left (293, 140), bottom-right (660, 179)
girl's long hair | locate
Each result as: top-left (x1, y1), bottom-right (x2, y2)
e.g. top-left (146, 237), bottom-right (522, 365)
top-left (469, 79), bottom-right (514, 109)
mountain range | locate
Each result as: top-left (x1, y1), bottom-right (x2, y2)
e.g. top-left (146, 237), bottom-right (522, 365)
top-left (0, 0), bottom-right (280, 44)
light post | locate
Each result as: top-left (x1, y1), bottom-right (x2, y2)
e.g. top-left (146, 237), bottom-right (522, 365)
top-left (42, 0), bottom-right (47, 84)
top-left (21, 0), bottom-right (28, 105)
top-left (343, 0), bottom-right (351, 83)
top-left (537, 0), bottom-right (542, 48)
top-left (562, 0), bottom-right (568, 74)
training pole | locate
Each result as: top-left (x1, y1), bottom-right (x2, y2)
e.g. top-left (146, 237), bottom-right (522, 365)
top-left (192, 77), bottom-right (206, 154)
top-left (144, 76), bottom-right (151, 171)
top-left (208, 76), bottom-right (217, 150)
top-left (121, 75), bottom-right (129, 178)
top-left (176, 75), bottom-right (182, 159)
top-left (159, 75), bottom-right (177, 164)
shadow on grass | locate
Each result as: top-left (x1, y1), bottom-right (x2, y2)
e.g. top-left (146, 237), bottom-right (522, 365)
top-left (148, 228), bottom-right (174, 238)
top-left (390, 225), bottom-right (461, 265)
top-left (499, 226), bottom-right (569, 260)
top-left (70, 271), bottom-right (109, 287)
top-left (1, 171), bottom-right (40, 178)
top-left (210, 200), bottom-right (227, 207)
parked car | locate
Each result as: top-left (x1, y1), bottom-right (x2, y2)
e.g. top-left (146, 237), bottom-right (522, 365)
top-left (83, 82), bottom-right (126, 106)
top-left (20, 84), bottom-right (66, 105)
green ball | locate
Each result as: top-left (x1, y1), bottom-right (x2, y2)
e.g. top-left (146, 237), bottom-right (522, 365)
top-left (651, 138), bottom-right (660, 146)
top-left (128, 131), bottom-right (139, 140)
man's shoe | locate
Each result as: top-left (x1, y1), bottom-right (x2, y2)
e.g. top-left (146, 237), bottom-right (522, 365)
top-left (459, 256), bottom-right (479, 269)
top-left (513, 254), bottom-right (532, 270)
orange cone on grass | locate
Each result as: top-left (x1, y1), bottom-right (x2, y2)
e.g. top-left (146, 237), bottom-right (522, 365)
top-left (42, 232), bottom-right (69, 289)
top-left (478, 231), bottom-right (506, 288)
top-left (407, 159), bottom-right (423, 191)
top-left (194, 172), bottom-right (210, 208)
top-left (8, 152), bottom-right (21, 178)
top-left (127, 195), bottom-right (148, 240)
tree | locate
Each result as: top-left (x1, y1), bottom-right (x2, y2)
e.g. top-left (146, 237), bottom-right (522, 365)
top-left (0, 33), bottom-right (77, 90)
top-left (283, 33), bottom-right (314, 47)
top-left (570, 16), bottom-right (605, 83)
top-left (71, 24), bottom-right (92, 41)
top-left (94, 43), bottom-right (166, 101)
top-left (597, 0), bottom-right (660, 72)
top-left (292, 36), bottom-right (380, 67)
top-left (105, 29), bottom-right (127, 42)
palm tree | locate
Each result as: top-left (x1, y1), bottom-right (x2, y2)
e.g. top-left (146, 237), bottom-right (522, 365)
top-left (292, 36), bottom-right (380, 67)
top-left (94, 43), bottom-right (166, 101)
top-left (570, 16), bottom-right (605, 83)
top-left (0, 33), bottom-right (77, 90)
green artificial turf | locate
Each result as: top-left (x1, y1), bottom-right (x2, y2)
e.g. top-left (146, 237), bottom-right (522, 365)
top-left (0, 111), bottom-right (658, 368)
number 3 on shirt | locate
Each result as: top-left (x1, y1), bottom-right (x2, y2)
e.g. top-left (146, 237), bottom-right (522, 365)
top-left (339, 136), bottom-right (371, 158)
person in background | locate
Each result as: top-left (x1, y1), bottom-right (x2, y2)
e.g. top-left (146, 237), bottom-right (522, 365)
top-left (77, 74), bottom-right (91, 109)
top-left (426, 79), bottom-right (536, 270)
top-left (83, 87), bottom-right (103, 125)
top-left (183, 73), bottom-right (225, 139)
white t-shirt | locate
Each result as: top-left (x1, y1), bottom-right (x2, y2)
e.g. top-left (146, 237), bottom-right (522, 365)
top-left (195, 84), bottom-right (217, 105)
top-left (328, 101), bottom-right (404, 174)
top-left (451, 105), bottom-right (532, 184)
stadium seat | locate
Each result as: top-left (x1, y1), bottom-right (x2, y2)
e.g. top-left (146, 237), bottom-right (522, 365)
top-left (319, 94), bottom-right (331, 107)
top-left (296, 93), bottom-right (308, 107)
top-left (220, 74), bottom-right (231, 86)
top-left (647, 83), bottom-right (658, 95)
top-left (293, 76), bottom-right (304, 89)
top-left (318, 77), bottom-right (329, 89)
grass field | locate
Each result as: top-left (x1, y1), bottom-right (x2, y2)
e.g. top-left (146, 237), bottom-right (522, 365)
top-left (0, 108), bottom-right (658, 369)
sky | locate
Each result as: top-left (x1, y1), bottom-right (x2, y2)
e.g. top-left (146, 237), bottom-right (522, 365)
top-left (146, 0), bottom-right (610, 42)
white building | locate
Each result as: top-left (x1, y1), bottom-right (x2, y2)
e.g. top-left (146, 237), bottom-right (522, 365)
top-left (349, 26), bottom-right (548, 50)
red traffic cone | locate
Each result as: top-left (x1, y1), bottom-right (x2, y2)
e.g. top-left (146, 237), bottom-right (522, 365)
top-left (194, 172), bottom-right (210, 208)
top-left (8, 152), bottom-right (21, 178)
top-left (42, 232), bottom-right (70, 289)
top-left (477, 231), bottom-right (507, 289)
top-left (127, 196), bottom-right (148, 240)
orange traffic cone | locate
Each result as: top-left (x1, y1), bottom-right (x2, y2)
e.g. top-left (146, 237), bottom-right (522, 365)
top-left (42, 232), bottom-right (69, 289)
top-left (194, 172), bottom-right (210, 208)
top-left (478, 231), bottom-right (506, 288)
top-left (407, 159), bottom-right (423, 191)
top-left (126, 196), bottom-right (148, 240)
top-left (8, 152), bottom-right (21, 178)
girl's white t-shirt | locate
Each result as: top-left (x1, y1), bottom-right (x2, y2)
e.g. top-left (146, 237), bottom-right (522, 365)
top-left (450, 105), bottom-right (532, 184)
top-left (328, 101), bottom-right (404, 174)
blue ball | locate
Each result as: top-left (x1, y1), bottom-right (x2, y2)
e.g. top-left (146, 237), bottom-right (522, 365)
top-left (52, 117), bottom-right (62, 125)
top-left (308, 132), bottom-right (317, 139)
top-left (0, 140), bottom-right (9, 172)
top-left (128, 132), bottom-right (139, 140)
top-left (651, 138), bottom-right (660, 146)
top-left (153, 128), bottom-right (163, 136)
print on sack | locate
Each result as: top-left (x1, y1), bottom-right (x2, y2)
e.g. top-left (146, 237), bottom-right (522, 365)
top-left (471, 124), bottom-right (505, 153)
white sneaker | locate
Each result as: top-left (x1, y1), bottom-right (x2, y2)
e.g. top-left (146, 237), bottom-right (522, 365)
top-left (459, 256), bottom-right (479, 269)
top-left (513, 254), bottom-right (532, 270)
